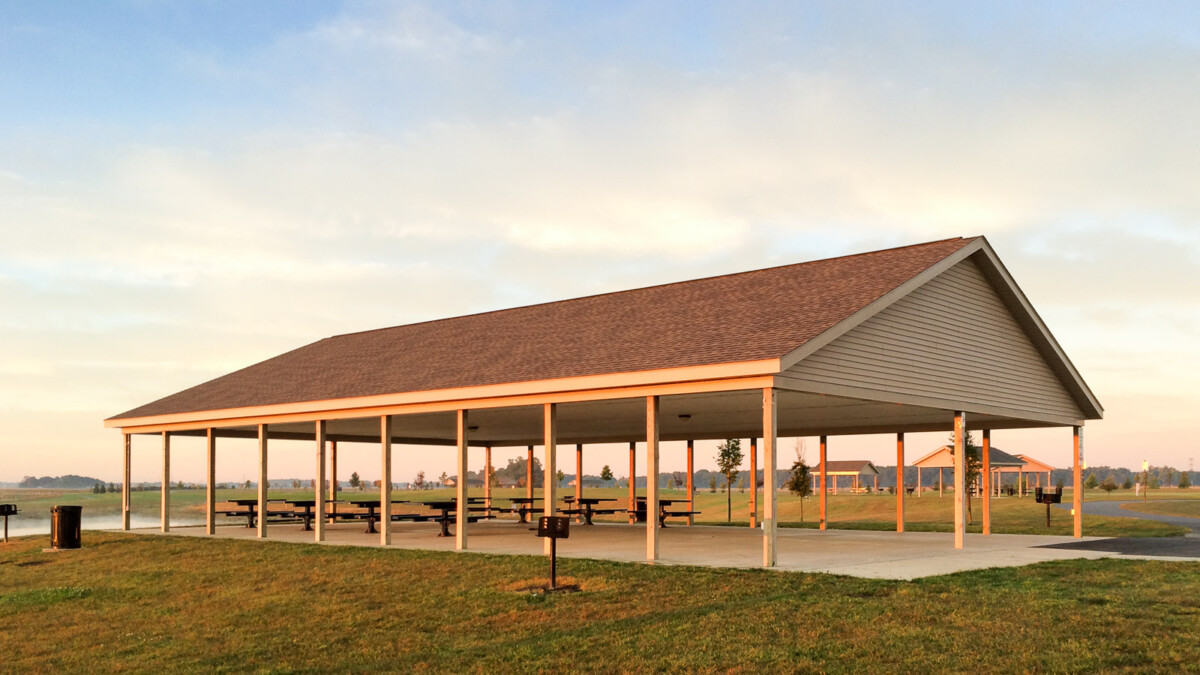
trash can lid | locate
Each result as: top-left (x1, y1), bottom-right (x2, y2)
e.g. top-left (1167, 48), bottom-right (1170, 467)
top-left (51, 505), bottom-right (83, 512)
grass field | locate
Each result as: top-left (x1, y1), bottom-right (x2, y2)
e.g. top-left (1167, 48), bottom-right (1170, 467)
top-left (1124, 500), bottom-right (1200, 520)
top-left (2, 532), bottom-right (1199, 672)
top-left (2, 486), bottom-right (1188, 537)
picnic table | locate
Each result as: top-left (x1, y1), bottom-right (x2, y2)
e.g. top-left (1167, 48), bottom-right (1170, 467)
top-left (282, 498), bottom-right (320, 531)
top-left (345, 498), bottom-right (408, 534)
top-left (226, 498), bottom-right (263, 528)
top-left (508, 496), bottom-right (542, 524)
top-left (416, 499), bottom-right (494, 537)
top-left (559, 497), bottom-right (620, 525)
top-left (634, 497), bottom-right (697, 528)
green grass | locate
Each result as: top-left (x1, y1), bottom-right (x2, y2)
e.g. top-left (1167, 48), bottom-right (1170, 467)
top-left (1123, 500), bottom-right (1200, 520)
top-left (3, 486), bottom-right (1188, 537)
top-left (1, 532), bottom-right (1199, 672)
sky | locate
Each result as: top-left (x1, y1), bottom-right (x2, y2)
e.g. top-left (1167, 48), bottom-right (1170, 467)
top-left (2, 1), bottom-right (1199, 485)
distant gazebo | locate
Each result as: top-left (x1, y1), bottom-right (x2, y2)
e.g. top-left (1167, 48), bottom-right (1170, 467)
top-left (912, 445), bottom-right (1021, 496)
top-left (1002, 454), bottom-right (1056, 496)
top-left (812, 460), bottom-right (881, 493)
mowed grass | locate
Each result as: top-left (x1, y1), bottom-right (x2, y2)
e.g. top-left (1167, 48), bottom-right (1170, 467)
top-left (4, 486), bottom-right (1188, 537)
top-left (2, 532), bottom-right (1199, 673)
top-left (1124, 500), bottom-right (1200, 520)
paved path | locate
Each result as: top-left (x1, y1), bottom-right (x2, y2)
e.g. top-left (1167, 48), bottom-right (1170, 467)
top-left (1045, 499), bottom-right (1200, 558)
top-left (1054, 499), bottom-right (1200, 533)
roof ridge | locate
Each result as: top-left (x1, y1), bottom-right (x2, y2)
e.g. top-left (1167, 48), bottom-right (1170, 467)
top-left (328, 236), bottom-right (975, 340)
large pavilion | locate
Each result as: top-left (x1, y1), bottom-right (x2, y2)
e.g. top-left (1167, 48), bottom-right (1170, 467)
top-left (105, 236), bottom-right (1102, 566)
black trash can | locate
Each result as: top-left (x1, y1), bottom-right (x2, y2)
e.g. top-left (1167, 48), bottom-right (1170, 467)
top-left (50, 505), bottom-right (83, 549)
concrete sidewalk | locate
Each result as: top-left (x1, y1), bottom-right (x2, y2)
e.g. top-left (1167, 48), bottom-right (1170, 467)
top-left (123, 520), bottom-right (1134, 580)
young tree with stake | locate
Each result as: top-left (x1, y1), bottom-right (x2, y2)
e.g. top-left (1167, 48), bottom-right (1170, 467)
top-left (715, 439), bottom-right (743, 522)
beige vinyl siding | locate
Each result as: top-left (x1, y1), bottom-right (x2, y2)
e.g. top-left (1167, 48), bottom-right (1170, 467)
top-left (782, 256), bottom-right (1083, 421)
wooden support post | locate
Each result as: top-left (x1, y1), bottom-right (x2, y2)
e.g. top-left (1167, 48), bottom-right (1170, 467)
top-left (575, 443), bottom-right (583, 520)
top-left (896, 433), bottom-right (905, 533)
top-left (122, 433), bottom-right (131, 531)
top-left (628, 441), bottom-right (637, 524)
top-left (257, 424), bottom-right (268, 539)
top-left (161, 431), bottom-right (170, 533)
top-left (981, 430), bottom-right (991, 536)
top-left (749, 437), bottom-right (758, 528)
top-left (762, 388), bottom-right (777, 567)
top-left (543, 404), bottom-right (557, 555)
top-left (315, 421), bottom-right (326, 542)
top-left (330, 440), bottom-right (338, 502)
top-left (206, 428), bottom-right (216, 536)
top-left (686, 440), bottom-right (695, 526)
top-left (381, 416), bottom-right (393, 546)
top-left (917, 465), bottom-right (922, 497)
top-left (819, 435), bottom-right (828, 531)
top-left (484, 445), bottom-right (492, 511)
top-left (526, 445), bottom-right (534, 501)
top-left (954, 412), bottom-right (966, 550)
top-left (874, 475), bottom-right (878, 491)
top-left (646, 396), bottom-right (660, 561)
top-left (455, 411), bottom-right (468, 551)
top-left (328, 440), bottom-right (338, 524)
top-left (939, 468), bottom-right (944, 497)
top-left (1073, 426), bottom-right (1083, 538)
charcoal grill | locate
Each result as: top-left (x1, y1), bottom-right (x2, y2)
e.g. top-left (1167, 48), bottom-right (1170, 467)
top-left (1, 504), bottom-right (18, 542)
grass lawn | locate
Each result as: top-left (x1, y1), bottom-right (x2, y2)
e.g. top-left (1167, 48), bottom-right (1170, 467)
top-left (1124, 500), bottom-right (1200, 520)
top-left (2, 532), bottom-right (1199, 672)
top-left (2, 486), bottom-right (1188, 537)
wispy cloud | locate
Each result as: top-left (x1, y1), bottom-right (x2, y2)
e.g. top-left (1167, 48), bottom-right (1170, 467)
top-left (1, 2), bottom-right (1198, 480)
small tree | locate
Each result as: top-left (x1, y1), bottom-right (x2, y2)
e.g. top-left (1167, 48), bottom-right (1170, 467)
top-left (438, 471), bottom-right (449, 487)
top-left (784, 452), bottom-right (813, 522)
top-left (1181, 472), bottom-right (1192, 489)
top-left (349, 471), bottom-right (362, 491)
top-left (947, 430), bottom-right (982, 523)
top-left (244, 479), bottom-right (253, 489)
top-left (737, 477), bottom-right (746, 493)
top-left (107, 482), bottom-right (116, 493)
top-left (1099, 476), bottom-right (1119, 494)
top-left (1085, 473), bottom-right (1099, 490)
top-left (715, 439), bottom-right (743, 522)
top-left (291, 479), bottom-right (301, 489)
top-left (413, 471), bottom-right (426, 490)
top-left (600, 465), bottom-right (614, 485)
top-left (708, 475), bottom-right (717, 493)
top-left (1122, 476), bottom-right (1133, 490)
top-left (556, 469), bottom-right (565, 486)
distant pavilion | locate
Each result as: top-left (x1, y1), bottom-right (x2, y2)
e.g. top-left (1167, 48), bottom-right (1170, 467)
top-left (811, 460), bottom-right (881, 493)
top-left (105, 236), bottom-right (1101, 565)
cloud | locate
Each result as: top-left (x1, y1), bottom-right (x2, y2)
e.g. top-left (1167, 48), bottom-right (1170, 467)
top-left (3, 2), bottom-right (1200, 479)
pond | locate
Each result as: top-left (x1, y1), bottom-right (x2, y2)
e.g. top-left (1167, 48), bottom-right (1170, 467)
top-left (3, 513), bottom-right (204, 537)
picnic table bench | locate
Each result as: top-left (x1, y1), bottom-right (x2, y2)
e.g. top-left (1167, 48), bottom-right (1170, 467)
top-left (216, 499), bottom-right (300, 528)
top-left (559, 497), bottom-right (622, 525)
top-left (508, 497), bottom-right (543, 524)
top-left (633, 498), bottom-right (697, 528)
top-left (417, 501), bottom-right (497, 537)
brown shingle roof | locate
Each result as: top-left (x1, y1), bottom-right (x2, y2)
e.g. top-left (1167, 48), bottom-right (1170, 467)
top-left (110, 237), bottom-right (976, 420)
top-left (824, 460), bottom-right (879, 475)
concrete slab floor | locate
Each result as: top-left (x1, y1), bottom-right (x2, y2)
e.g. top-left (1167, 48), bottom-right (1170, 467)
top-left (108, 520), bottom-right (1164, 580)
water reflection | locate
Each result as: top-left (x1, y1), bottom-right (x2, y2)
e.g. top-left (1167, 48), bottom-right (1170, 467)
top-left (4, 514), bottom-right (205, 537)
